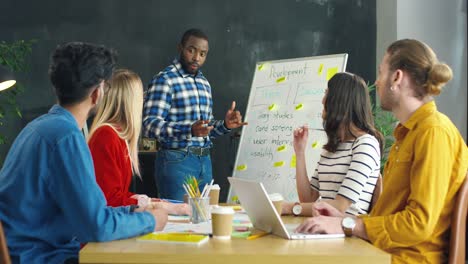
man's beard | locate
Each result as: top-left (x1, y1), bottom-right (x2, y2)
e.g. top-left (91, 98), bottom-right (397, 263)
top-left (180, 57), bottom-right (199, 74)
top-left (88, 105), bottom-right (98, 119)
top-left (88, 93), bottom-right (103, 118)
top-left (379, 80), bottom-right (397, 112)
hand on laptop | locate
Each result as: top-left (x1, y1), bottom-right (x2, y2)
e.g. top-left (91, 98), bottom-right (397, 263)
top-left (295, 216), bottom-right (344, 234)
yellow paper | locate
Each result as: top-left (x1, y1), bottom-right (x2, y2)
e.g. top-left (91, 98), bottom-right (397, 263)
top-left (277, 145), bottom-right (286, 152)
top-left (295, 103), bottom-right (303, 110)
top-left (326, 67), bottom-right (338, 80)
top-left (318, 63), bottom-right (324, 75)
top-left (276, 76), bottom-right (286, 83)
top-left (290, 155), bottom-right (296, 168)
top-left (138, 233), bottom-right (209, 245)
top-left (236, 164), bottom-right (247, 171)
top-left (273, 161), bottom-right (285, 167)
top-left (231, 205), bottom-right (243, 211)
top-left (312, 140), bottom-right (319, 148)
top-left (268, 104), bottom-right (277, 111)
top-left (257, 63), bottom-right (266, 71)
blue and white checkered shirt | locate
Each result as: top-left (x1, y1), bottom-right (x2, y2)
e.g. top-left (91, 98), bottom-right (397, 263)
top-left (143, 59), bottom-right (230, 149)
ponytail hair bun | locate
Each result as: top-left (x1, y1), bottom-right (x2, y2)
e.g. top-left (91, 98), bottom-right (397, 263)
top-left (426, 63), bottom-right (453, 95)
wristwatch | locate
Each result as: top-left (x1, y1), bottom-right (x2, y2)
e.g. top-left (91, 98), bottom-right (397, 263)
top-left (341, 217), bottom-right (356, 237)
top-left (292, 202), bottom-right (302, 216)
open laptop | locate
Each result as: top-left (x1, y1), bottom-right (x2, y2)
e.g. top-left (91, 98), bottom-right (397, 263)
top-left (228, 177), bottom-right (344, 240)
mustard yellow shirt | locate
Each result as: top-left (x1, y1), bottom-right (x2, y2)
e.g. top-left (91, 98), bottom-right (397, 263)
top-left (361, 101), bottom-right (468, 264)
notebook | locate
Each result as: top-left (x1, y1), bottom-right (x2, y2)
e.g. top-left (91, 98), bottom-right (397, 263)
top-left (228, 177), bottom-right (345, 240)
top-left (137, 232), bottom-right (209, 245)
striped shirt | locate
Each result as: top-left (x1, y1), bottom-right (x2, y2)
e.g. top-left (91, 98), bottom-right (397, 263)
top-left (310, 134), bottom-right (380, 215)
top-left (143, 59), bottom-right (230, 149)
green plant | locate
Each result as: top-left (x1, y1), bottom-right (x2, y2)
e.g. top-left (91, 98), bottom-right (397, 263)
top-left (0, 40), bottom-right (35, 144)
top-left (368, 83), bottom-right (398, 174)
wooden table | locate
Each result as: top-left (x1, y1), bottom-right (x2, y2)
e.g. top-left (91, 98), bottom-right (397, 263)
top-left (80, 216), bottom-right (391, 264)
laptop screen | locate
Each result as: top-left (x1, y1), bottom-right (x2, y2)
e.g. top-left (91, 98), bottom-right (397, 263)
top-left (229, 177), bottom-right (295, 239)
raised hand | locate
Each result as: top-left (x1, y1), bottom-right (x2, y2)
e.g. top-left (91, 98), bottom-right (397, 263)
top-left (191, 120), bottom-right (214, 137)
top-left (224, 101), bottom-right (248, 129)
top-left (293, 125), bottom-right (309, 154)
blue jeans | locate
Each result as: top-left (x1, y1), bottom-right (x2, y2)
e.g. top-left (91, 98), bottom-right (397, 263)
top-left (154, 149), bottom-right (213, 201)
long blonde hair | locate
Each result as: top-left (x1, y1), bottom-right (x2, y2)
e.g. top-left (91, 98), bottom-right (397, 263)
top-left (88, 69), bottom-right (143, 176)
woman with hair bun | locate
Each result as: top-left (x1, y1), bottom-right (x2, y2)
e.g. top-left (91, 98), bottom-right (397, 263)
top-left (295, 39), bottom-right (468, 264)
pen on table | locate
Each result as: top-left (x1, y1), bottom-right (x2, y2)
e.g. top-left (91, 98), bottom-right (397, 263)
top-left (246, 231), bottom-right (269, 240)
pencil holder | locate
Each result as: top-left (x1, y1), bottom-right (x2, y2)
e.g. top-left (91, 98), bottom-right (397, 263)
top-left (189, 197), bottom-right (210, 224)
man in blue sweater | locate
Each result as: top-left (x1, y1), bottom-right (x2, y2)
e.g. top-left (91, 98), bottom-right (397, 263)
top-left (0, 42), bottom-right (168, 264)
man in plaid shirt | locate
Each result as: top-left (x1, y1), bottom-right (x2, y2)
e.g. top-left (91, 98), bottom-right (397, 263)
top-left (143, 28), bottom-right (247, 200)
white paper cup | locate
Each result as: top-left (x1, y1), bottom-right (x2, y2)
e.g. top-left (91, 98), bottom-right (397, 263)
top-left (209, 184), bottom-right (220, 205)
top-left (211, 206), bottom-right (235, 239)
top-left (268, 193), bottom-right (284, 215)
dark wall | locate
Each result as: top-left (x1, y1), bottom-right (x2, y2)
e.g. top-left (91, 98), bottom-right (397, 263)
top-left (0, 0), bottom-right (376, 202)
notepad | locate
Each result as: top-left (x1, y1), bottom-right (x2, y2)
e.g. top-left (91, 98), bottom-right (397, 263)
top-left (137, 232), bottom-right (209, 245)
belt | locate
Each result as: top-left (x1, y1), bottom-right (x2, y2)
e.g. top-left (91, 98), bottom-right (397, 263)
top-left (166, 146), bottom-right (211, 156)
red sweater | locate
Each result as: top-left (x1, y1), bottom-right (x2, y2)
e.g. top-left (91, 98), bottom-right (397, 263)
top-left (88, 125), bottom-right (137, 206)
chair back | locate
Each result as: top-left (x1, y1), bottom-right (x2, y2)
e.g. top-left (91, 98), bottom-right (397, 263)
top-left (449, 173), bottom-right (468, 264)
top-left (369, 174), bottom-right (383, 212)
top-left (0, 221), bottom-right (11, 264)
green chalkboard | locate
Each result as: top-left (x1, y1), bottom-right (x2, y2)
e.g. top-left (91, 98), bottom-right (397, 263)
top-left (0, 0), bottom-right (376, 201)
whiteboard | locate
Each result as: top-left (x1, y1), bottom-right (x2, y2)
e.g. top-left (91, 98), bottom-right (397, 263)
top-left (229, 54), bottom-right (348, 202)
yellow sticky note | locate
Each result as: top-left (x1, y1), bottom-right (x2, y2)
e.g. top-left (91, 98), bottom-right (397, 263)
top-left (277, 145), bottom-right (287, 152)
top-left (318, 63), bottom-right (324, 75)
top-left (295, 103), bottom-right (303, 110)
top-left (231, 205), bottom-right (242, 211)
top-left (268, 104), bottom-right (277, 111)
top-left (231, 195), bottom-right (239, 203)
top-left (276, 76), bottom-right (286, 83)
top-left (257, 63), bottom-right (265, 71)
top-left (290, 155), bottom-right (296, 168)
top-left (312, 140), bottom-right (319, 148)
top-left (236, 164), bottom-right (247, 171)
top-left (326, 67), bottom-right (338, 81)
top-left (273, 161), bottom-right (285, 167)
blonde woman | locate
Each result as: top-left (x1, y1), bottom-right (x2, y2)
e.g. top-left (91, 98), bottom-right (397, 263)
top-left (88, 69), bottom-right (190, 215)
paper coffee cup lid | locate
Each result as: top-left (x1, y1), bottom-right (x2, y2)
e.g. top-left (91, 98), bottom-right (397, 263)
top-left (268, 193), bottom-right (284, 201)
top-left (211, 206), bottom-right (234, 214)
top-left (210, 184), bottom-right (220, 190)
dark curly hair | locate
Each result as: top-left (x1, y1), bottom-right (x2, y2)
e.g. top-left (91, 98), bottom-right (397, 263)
top-left (48, 42), bottom-right (117, 106)
top-left (180, 28), bottom-right (208, 46)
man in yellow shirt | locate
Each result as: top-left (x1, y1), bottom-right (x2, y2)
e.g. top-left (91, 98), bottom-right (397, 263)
top-left (295, 39), bottom-right (468, 263)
